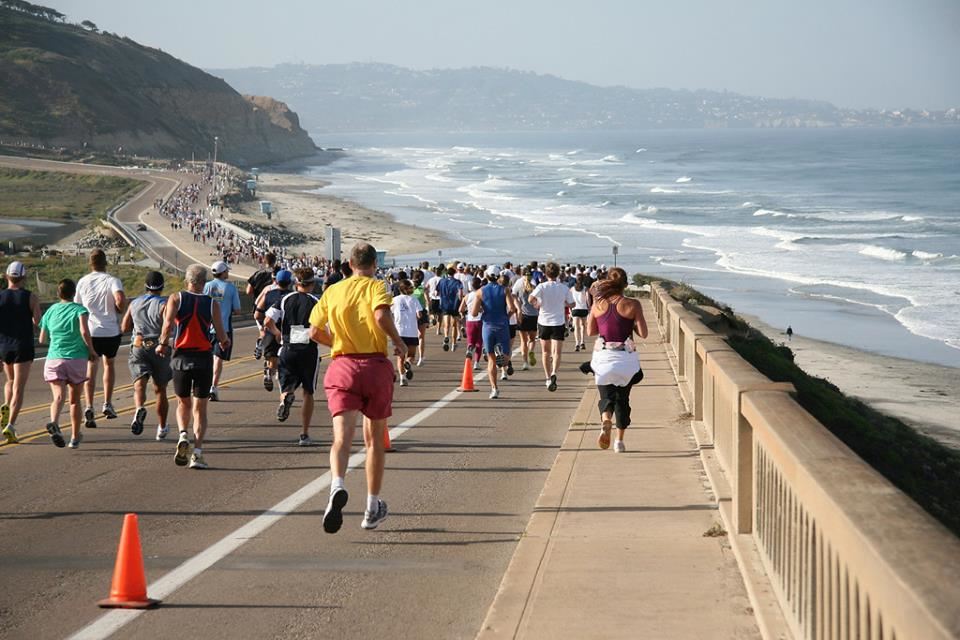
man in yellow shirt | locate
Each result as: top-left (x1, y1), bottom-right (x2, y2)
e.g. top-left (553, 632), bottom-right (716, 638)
top-left (309, 242), bottom-right (406, 533)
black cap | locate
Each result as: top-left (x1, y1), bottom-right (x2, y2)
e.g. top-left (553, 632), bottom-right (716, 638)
top-left (145, 271), bottom-right (165, 291)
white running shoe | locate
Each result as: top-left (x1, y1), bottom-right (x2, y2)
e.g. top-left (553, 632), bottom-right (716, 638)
top-left (614, 440), bottom-right (626, 453)
top-left (416, 356), bottom-right (424, 367)
top-left (521, 362), bottom-right (529, 371)
top-left (361, 499), bottom-right (388, 530)
top-left (298, 434), bottom-right (315, 447)
top-left (323, 488), bottom-right (349, 534)
top-left (489, 388), bottom-right (499, 400)
top-left (156, 425), bottom-right (169, 441)
top-left (500, 369), bottom-right (508, 381)
top-left (189, 452), bottom-right (208, 469)
top-left (399, 377), bottom-right (408, 387)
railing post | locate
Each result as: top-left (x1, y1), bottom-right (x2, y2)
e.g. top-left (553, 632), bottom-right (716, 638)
top-left (735, 412), bottom-right (754, 534)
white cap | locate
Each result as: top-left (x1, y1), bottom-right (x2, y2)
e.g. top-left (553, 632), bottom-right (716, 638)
top-left (5, 261), bottom-right (26, 278)
top-left (457, 262), bottom-right (465, 269)
top-left (485, 265), bottom-right (501, 278)
top-left (211, 260), bottom-right (229, 275)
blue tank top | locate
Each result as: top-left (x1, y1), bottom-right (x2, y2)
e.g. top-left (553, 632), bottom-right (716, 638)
top-left (481, 283), bottom-right (508, 326)
top-left (0, 288), bottom-right (33, 349)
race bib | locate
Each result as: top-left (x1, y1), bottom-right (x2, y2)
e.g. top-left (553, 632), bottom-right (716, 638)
top-left (289, 325), bottom-right (310, 345)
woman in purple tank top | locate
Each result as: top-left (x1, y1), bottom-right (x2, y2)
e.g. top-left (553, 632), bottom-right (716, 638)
top-left (586, 268), bottom-right (648, 453)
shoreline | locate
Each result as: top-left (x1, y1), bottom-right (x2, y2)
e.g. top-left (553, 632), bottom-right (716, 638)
top-left (230, 171), bottom-right (457, 259)
top-left (743, 313), bottom-right (960, 450)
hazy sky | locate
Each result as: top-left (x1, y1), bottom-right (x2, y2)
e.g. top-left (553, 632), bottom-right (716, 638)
top-left (52, 0), bottom-right (960, 110)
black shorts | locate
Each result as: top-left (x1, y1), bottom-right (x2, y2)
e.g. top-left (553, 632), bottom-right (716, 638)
top-left (0, 346), bottom-right (35, 364)
top-left (401, 336), bottom-right (419, 347)
top-left (278, 346), bottom-right (320, 395)
top-left (441, 309), bottom-right (460, 319)
top-left (509, 325), bottom-right (517, 340)
top-left (262, 332), bottom-right (280, 359)
top-left (91, 335), bottom-right (122, 359)
top-left (171, 353), bottom-right (213, 398)
top-left (212, 330), bottom-right (233, 360)
top-left (571, 309), bottom-right (589, 318)
top-left (417, 310), bottom-right (430, 326)
top-left (430, 299), bottom-right (441, 314)
top-left (538, 324), bottom-right (566, 341)
top-left (519, 314), bottom-right (539, 332)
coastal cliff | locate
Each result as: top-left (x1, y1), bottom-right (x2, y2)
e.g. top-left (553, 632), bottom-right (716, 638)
top-left (0, 6), bottom-right (318, 165)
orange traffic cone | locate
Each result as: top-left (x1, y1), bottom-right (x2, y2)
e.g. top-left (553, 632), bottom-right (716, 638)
top-left (457, 355), bottom-right (478, 392)
top-left (383, 426), bottom-right (396, 452)
top-left (98, 513), bottom-right (160, 609)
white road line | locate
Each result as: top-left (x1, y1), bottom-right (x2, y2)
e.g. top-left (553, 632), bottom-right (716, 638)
top-left (67, 387), bottom-right (463, 640)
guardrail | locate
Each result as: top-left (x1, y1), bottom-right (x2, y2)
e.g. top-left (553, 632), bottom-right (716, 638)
top-left (650, 283), bottom-right (960, 640)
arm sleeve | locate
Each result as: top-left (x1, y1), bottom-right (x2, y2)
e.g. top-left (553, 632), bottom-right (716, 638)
top-left (308, 296), bottom-right (327, 329)
top-left (112, 276), bottom-right (124, 293)
top-left (371, 281), bottom-right (393, 310)
top-left (231, 286), bottom-right (241, 310)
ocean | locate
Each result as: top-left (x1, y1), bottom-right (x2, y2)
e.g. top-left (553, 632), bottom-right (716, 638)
top-left (306, 128), bottom-right (960, 367)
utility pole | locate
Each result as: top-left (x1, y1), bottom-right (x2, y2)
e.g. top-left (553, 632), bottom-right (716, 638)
top-left (212, 135), bottom-right (219, 200)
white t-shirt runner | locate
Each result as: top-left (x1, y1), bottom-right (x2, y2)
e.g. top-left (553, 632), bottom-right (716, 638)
top-left (391, 294), bottom-right (423, 339)
top-left (530, 280), bottom-right (575, 327)
top-left (74, 271), bottom-right (124, 337)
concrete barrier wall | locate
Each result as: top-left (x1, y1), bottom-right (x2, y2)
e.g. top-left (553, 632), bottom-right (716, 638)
top-left (649, 283), bottom-right (960, 640)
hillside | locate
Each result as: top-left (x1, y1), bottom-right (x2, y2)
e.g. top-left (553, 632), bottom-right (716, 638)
top-left (0, 5), bottom-right (318, 165)
top-left (211, 62), bottom-right (960, 133)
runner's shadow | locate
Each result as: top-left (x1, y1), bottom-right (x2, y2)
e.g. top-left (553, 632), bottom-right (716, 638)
top-left (160, 603), bottom-right (337, 610)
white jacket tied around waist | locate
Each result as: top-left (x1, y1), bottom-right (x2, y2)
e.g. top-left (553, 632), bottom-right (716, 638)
top-left (590, 339), bottom-right (640, 386)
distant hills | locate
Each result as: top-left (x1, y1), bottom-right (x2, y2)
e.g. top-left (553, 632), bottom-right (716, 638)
top-left (0, 4), bottom-right (318, 165)
top-left (211, 63), bottom-right (960, 134)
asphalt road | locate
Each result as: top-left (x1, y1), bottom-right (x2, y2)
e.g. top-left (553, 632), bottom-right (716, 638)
top-left (0, 327), bottom-right (588, 639)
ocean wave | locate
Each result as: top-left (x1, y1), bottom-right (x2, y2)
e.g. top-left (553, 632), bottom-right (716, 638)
top-left (859, 245), bottom-right (908, 261)
top-left (425, 173), bottom-right (453, 183)
top-left (635, 148), bottom-right (647, 153)
top-left (562, 177), bottom-right (579, 187)
top-left (901, 215), bottom-right (924, 222)
top-left (675, 176), bottom-right (692, 183)
top-left (650, 187), bottom-right (680, 194)
top-left (753, 209), bottom-right (795, 218)
top-left (556, 190), bottom-right (567, 196)
top-left (636, 204), bottom-right (659, 214)
top-left (741, 201), bottom-right (757, 208)
top-left (566, 149), bottom-right (581, 156)
top-left (912, 250), bottom-right (943, 260)
top-left (599, 200), bottom-right (613, 207)
top-left (602, 155), bottom-right (621, 163)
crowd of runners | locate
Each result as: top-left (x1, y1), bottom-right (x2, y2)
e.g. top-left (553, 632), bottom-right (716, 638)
top-left (0, 243), bottom-right (647, 533)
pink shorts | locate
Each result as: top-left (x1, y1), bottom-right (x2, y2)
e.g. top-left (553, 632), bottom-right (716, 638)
top-left (324, 355), bottom-right (394, 420)
top-left (44, 358), bottom-right (88, 385)
top-left (466, 320), bottom-right (483, 349)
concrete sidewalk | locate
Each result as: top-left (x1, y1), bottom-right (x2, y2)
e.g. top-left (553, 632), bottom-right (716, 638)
top-left (478, 305), bottom-right (761, 639)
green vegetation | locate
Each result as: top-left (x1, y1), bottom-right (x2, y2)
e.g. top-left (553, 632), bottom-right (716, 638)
top-left (0, 167), bottom-right (143, 221)
top-left (647, 274), bottom-right (960, 537)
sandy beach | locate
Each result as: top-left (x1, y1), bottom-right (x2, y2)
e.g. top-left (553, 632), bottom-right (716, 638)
top-left (232, 172), bottom-right (455, 260)
top-left (744, 314), bottom-right (960, 450)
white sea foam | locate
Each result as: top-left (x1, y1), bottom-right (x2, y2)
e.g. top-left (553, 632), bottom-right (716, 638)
top-left (912, 250), bottom-right (943, 260)
top-left (859, 245), bottom-right (908, 261)
top-left (562, 177), bottom-right (579, 187)
top-left (636, 204), bottom-right (659, 214)
top-left (566, 149), bottom-right (581, 156)
top-left (901, 215), bottom-right (924, 222)
top-left (602, 155), bottom-right (621, 163)
top-left (752, 209), bottom-right (795, 218)
top-left (425, 173), bottom-right (453, 183)
top-left (741, 201), bottom-right (757, 208)
top-left (651, 187), bottom-right (679, 194)
top-left (599, 200), bottom-right (613, 207)
top-left (470, 165), bottom-right (484, 171)
top-left (676, 176), bottom-right (693, 183)
top-left (556, 190), bottom-right (567, 196)
top-left (635, 148), bottom-right (647, 153)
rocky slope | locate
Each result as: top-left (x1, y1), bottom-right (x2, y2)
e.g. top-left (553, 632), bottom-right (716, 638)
top-left (0, 6), bottom-right (318, 165)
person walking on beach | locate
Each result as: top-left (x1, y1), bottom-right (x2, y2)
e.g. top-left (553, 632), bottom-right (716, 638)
top-left (391, 279), bottom-right (422, 386)
top-left (309, 242), bottom-right (406, 534)
top-left (156, 264), bottom-right (230, 469)
top-left (512, 266), bottom-right (539, 371)
top-left (471, 266), bottom-right (518, 399)
top-left (74, 249), bottom-right (127, 428)
top-left (120, 271), bottom-right (172, 440)
top-left (530, 262), bottom-right (575, 392)
top-left (587, 267), bottom-right (647, 453)
top-left (786, 325), bottom-right (794, 342)
top-left (39, 279), bottom-right (98, 449)
top-left (203, 261), bottom-right (241, 401)
top-left (1, 262), bottom-right (41, 444)
top-left (264, 268), bottom-right (320, 445)
top-left (437, 266), bottom-right (463, 352)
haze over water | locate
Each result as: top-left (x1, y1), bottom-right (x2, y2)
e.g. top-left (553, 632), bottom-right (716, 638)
top-left (309, 127), bottom-right (960, 367)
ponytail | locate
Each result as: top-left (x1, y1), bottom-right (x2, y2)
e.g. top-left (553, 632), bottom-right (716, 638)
top-left (593, 267), bottom-right (627, 300)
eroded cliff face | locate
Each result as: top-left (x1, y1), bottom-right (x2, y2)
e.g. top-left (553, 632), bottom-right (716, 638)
top-left (0, 8), bottom-right (318, 165)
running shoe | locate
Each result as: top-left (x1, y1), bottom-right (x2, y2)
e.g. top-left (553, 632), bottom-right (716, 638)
top-left (521, 362), bottom-right (529, 371)
top-left (451, 340), bottom-right (457, 352)
top-left (323, 487), bottom-right (349, 534)
top-left (2, 424), bottom-right (19, 444)
top-left (189, 453), bottom-right (208, 469)
top-left (263, 371), bottom-right (274, 392)
top-left (614, 440), bottom-right (626, 453)
top-left (403, 361), bottom-right (413, 380)
top-left (548, 374), bottom-right (558, 392)
top-left (489, 388), bottom-right (499, 400)
top-left (494, 345), bottom-right (506, 368)
top-left (0, 403), bottom-right (9, 430)
top-left (209, 386), bottom-right (219, 402)
top-left (361, 499), bottom-right (388, 530)
top-left (528, 351), bottom-right (536, 367)
top-left (131, 407), bottom-right (147, 435)
top-left (174, 432), bottom-right (190, 466)
top-left (298, 434), bottom-right (314, 447)
top-left (46, 422), bottom-right (65, 448)
top-left (442, 336), bottom-right (450, 352)
top-left (579, 361), bottom-right (594, 376)
top-left (253, 338), bottom-right (263, 360)
top-left (500, 370), bottom-right (508, 381)
top-left (472, 359), bottom-right (480, 371)
top-left (399, 377), bottom-right (408, 387)
top-left (68, 433), bottom-right (83, 449)
top-left (277, 393), bottom-right (295, 422)
top-left (574, 343), bottom-right (581, 352)
top-left (598, 421), bottom-right (612, 450)
top-left (156, 425), bottom-right (169, 441)
top-left (102, 402), bottom-right (118, 419)
top-left (416, 356), bottom-right (424, 367)
top-left (506, 361), bottom-right (514, 376)
top-left (84, 407), bottom-right (97, 429)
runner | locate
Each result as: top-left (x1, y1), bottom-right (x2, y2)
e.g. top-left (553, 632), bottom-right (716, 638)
top-left (411, 271), bottom-right (430, 366)
top-left (460, 277), bottom-right (484, 370)
top-left (437, 266), bottom-right (463, 352)
top-left (530, 261), bottom-right (575, 392)
top-left (120, 271), bottom-right (172, 439)
top-left (471, 266), bottom-right (518, 399)
top-left (390, 279), bottom-right (422, 386)
top-left (571, 273), bottom-right (591, 351)
top-left (309, 242), bottom-right (406, 534)
top-left (512, 266), bottom-right (539, 371)
top-left (264, 268), bottom-right (320, 445)
top-left (246, 252), bottom-right (277, 359)
top-left (423, 265), bottom-right (443, 334)
top-left (156, 264), bottom-right (230, 470)
top-left (254, 270), bottom-right (293, 392)
top-left (38, 279), bottom-right (98, 448)
top-left (74, 249), bottom-right (127, 428)
top-left (203, 261), bottom-right (241, 401)
top-left (587, 267), bottom-right (648, 452)
top-left (500, 272), bottom-right (520, 368)
top-left (0, 261), bottom-right (41, 444)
